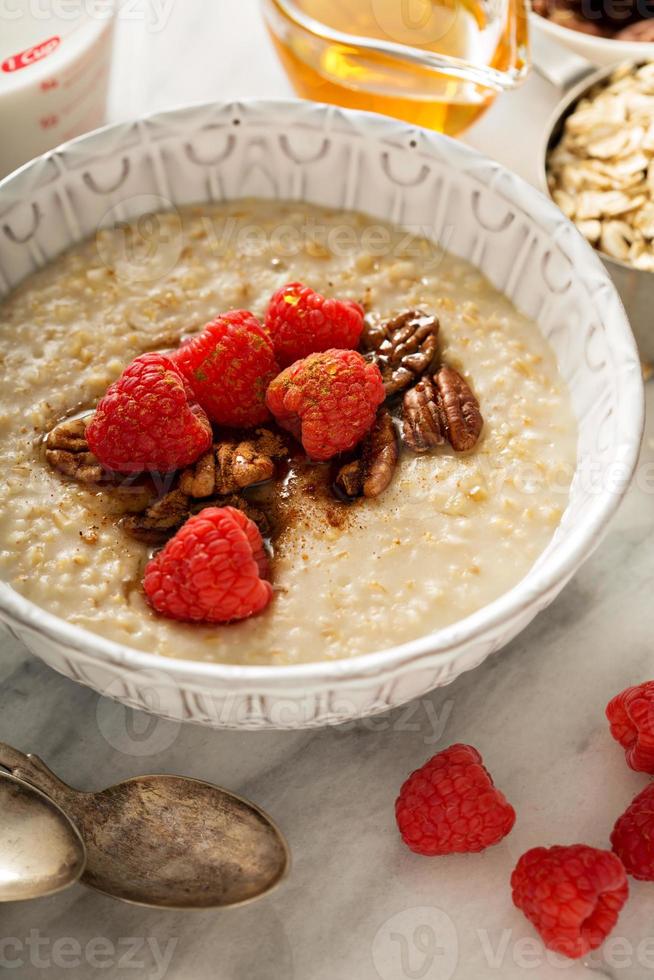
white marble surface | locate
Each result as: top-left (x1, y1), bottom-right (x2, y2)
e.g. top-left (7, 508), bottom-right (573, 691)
top-left (1, 2), bottom-right (653, 978)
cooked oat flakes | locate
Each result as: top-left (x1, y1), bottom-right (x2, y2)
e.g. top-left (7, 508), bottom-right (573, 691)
top-left (0, 200), bottom-right (576, 666)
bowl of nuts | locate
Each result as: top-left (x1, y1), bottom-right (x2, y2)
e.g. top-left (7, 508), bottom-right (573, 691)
top-left (544, 60), bottom-right (654, 361)
top-left (532, 0), bottom-right (654, 66)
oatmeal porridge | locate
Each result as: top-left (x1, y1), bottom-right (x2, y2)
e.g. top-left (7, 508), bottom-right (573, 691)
top-left (0, 200), bottom-right (577, 665)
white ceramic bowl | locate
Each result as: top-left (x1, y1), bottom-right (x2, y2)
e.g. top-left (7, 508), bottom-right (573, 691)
top-left (0, 99), bottom-right (644, 729)
top-left (532, 10), bottom-right (654, 66)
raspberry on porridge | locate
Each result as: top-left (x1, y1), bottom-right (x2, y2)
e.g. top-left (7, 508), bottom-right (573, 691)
top-left (0, 200), bottom-right (577, 666)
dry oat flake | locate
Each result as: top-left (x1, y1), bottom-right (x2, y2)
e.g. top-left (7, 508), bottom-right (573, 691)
top-left (547, 62), bottom-right (654, 271)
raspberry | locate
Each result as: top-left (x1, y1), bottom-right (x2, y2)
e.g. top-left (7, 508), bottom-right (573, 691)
top-left (265, 282), bottom-right (364, 367)
top-left (143, 506), bottom-right (273, 624)
top-left (86, 352), bottom-right (212, 474)
top-left (511, 845), bottom-right (629, 959)
top-left (611, 783), bottom-right (654, 880)
top-left (173, 310), bottom-right (278, 428)
top-left (606, 681), bottom-right (654, 773)
top-left (394, 744), bottom-right (516, 856)
top-left (265, 349), bottom-right (385, 461)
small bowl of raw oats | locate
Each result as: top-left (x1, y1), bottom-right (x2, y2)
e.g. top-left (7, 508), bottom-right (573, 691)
top-left (543, 60), bottom-right (654, 361)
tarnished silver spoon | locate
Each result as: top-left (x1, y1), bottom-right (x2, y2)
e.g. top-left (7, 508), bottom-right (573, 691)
top-left (0, 771), bottom-right (86, 901)
top-left (0, 744), bottom-right (289, 909)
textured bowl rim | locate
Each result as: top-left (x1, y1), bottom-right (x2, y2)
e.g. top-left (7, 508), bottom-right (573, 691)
top-left (0, 97), bottom-right (645, 687)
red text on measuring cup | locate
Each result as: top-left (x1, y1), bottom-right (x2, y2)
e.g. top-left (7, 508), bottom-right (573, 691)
top-left (2, 36), bottom-right (61, 74)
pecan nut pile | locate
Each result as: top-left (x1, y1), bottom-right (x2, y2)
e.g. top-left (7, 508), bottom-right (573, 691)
top-left (119, 429), bottom-right (285, 543)
top-left (45, 417), bottom-right (104, 484)
top-left (123, 431), bottom-right (287, 543)
top-left (403, 367), bottom-right (483, 454)
top-left (44, 305), bottom-right (484, 547)
top-left (534, 0), bottom-right (654, 38)
top-left (123, 490), bottom-right (270, 545)
top-left (361, 310), bottom-right (440, 397)
top-left (179, 429), bottom-right (287, 497)
top-left (122, 489), bottom-right (191, 544)
top-left (336, 408), bottom-right (398, 499)
top-left (44, 416), bottom-right (287, 544)
top-left (615, 18), bottom-right (654, 38)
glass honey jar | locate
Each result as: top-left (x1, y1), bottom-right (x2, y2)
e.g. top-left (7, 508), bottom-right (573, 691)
top-left (263, 0), bottom-right (530, 136)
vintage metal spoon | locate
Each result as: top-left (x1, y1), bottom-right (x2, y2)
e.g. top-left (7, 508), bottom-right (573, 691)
top-left (0, 744), bottom-right (289, 909)
top-left (0, 771), bottom-right (86, 902)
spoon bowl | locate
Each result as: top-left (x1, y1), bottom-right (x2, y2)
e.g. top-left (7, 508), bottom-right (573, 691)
top-left (0, 746), bottom-right (289, 909)
top-left (71, 773), bottom-right (290, 909)
top-left (0, 771), bottom-right (85, 902)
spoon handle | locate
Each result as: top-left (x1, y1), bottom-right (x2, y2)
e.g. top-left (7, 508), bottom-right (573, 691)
top-left (0, 743), bottom-right (77, 811)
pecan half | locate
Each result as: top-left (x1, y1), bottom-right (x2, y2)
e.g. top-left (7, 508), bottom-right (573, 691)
top-left (434, 367), bottom-right (483, 452)
top-left (215, 442), bottom-right (275, 495)
top-left (336, 409), bottom-right (398, 499)
top-left (123, 489), bottom-right (273, 546)
top-left (45, 416), bottom-right (104, 483)
top-left (249, 428), bottom-right (288, 461)
top-left (179, 429), bottom-right (286, 497)
top-left (361, 408), bottom-right (399, 498)
top-left (402, 368), bottom-right (483, 453)
top-left (616, 18), bottom-right (654, 39)
top-left (361, 310), bottom-right (440, 396)
top-left (178, 450), bottom-right (218, 498)
top-left (123, 429), bottom-right (286, 542)
top-left (402, 379), bottom-right (445, 453)
top-left (335, 460), bottom-right (363, 498)
top-left (122, 489), bottom-right (190, 544)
